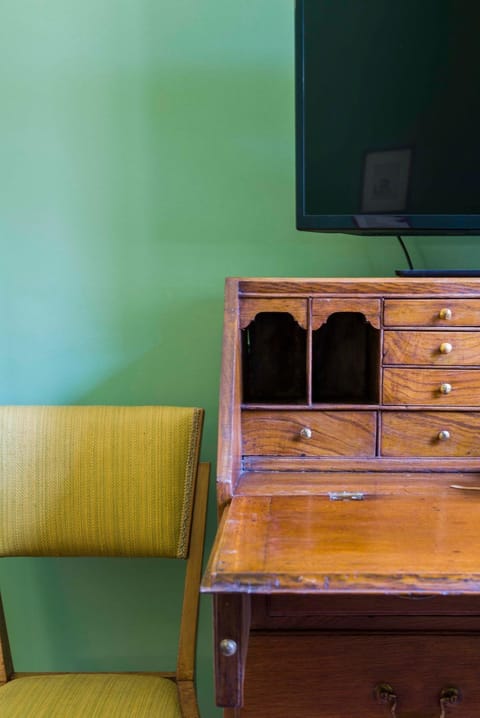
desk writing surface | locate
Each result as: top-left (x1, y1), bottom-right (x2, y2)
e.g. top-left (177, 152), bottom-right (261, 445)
top-left (202, 488), bottom-right (480, 595)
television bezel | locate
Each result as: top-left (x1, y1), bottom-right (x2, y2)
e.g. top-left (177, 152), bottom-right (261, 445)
top-left (294, 0), bottom-right (480, 236)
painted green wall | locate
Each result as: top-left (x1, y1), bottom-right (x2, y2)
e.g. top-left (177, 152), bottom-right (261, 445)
top-left (1, 2), bottom-right (480, 715)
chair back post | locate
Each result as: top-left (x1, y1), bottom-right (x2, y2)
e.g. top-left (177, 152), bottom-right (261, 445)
top-left (176, 461), bottom-right (210, 683)
top-left (0, 593), bottom-right (13, 685)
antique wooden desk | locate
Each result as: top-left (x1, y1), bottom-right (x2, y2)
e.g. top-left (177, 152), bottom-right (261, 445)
top-left (201, 277), bottom-right (480, 717)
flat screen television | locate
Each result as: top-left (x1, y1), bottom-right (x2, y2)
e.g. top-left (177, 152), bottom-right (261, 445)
top-left (295, 0), bottom-right (480, 237)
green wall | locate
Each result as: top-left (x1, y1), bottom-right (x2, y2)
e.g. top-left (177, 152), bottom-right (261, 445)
top-left (1, 2), bottom-right (479, 715)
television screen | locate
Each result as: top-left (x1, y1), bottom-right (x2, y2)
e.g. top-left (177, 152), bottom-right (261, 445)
top-left (296, 0), bottom-right (480, 234)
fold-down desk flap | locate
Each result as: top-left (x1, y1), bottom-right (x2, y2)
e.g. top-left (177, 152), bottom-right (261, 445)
top-left (201, 493), bottom-right (480, 595)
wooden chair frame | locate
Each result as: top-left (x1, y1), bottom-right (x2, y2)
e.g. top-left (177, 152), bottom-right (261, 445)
top-left (0, 461), bottom-right (210, 718)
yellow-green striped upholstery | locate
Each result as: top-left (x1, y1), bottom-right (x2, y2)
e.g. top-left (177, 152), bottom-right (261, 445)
top-left (0, 406), bottom-right (203, 558)
top-left (0, 674), bottom-right (182, 717)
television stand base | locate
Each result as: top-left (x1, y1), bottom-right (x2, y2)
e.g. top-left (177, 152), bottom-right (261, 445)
top-left (396, 269), bottom-right (480, 277)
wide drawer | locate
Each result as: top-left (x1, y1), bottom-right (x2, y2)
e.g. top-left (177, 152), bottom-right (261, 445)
top-left (265, 594), bottom-right (480, 618)
top-left (382, 368), bottom-right (480, 405)
top-left (383, 330), bottom-right (480, 366)
top-left (384, 298), bottom-right (480, 327)
top-left (262, 594), bottom-right (480, 631)
top-left (242, 410), bottom-right (376, 457)
top-left (242, 633), bottom-right (480, 717)
top-left (380, 411), bottom-right (480, 457)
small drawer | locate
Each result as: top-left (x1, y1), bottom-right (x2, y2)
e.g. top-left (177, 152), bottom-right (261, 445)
top-left (242, 410), bottom-right (376, 457)
top-left (383, 368), bottom-right (480, 405)
top-left (383, 331), bottom-right (480, 366)
top-left (384, 299), bottom-right (480, 327)
top-left (380, 411), bottom-right (480, 457)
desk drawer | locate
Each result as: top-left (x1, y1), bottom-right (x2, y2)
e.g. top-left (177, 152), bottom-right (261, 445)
top-left (380, 411), bottom-right (480, 457)
top-left (242, 411), bottom-right (376, 457)
top-left (384, 298), bottom-right (480, 327)
top-left (383, 331), bottom-right (480, 366)
top-left (266, 594), bottom-right (480, 618)
top-left (383, 368), bottom-right (480, 405)
top-left (254, 595), bottom-right (480, 632)
top-left (242, 633), bottom-right (480, 717)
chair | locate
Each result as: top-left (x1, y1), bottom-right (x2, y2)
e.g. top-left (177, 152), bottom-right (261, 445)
top-left (0, 405), bottom-right (210, 717)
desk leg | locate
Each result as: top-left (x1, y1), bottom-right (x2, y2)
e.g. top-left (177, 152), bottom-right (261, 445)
top-left (213, 593), bottom-right (251, 708)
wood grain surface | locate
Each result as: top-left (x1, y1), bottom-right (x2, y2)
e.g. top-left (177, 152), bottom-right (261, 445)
top-left (241, 633), bottom-right (480, 717)
top-left (380, 411), bottom-right (480, 457)
top-left (383, 330), bottom-right (480, 365)
top-left (242, 411), bottom-right (376, 457)
top-left (384, 297), bottom-right (480, 326)
top-left (203, 493), bottom-right (480, 594)
top-left (382, 368), bottom-right (480, 405)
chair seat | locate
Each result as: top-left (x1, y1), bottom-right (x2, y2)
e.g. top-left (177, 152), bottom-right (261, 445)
top-left (0, 673), bottom-right (182, 717)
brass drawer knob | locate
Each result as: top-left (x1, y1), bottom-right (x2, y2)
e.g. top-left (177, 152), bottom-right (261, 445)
top-left (439, 382), bottom-right (452, 394)
top-left (439, 308), bottom-right (452, 320)
top-left (438, 430), bottom-right (451, 441)
top-left (299, 427), bottom-right (312, 439)
top-left (219, 638), bottom-right (237, 657)
top-left (439, 342), bottom-right (453, 354)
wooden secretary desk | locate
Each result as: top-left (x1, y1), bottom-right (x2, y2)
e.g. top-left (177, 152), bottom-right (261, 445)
top-left (201, 277), bottom-right (480, 717)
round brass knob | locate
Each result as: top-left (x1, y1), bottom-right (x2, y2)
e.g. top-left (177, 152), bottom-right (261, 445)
top-left (439, 342), bottom-right (453, 354)
top-left (440, 383), bottom-right (452, 394)
top-left (219, 638), bottom-right (238, 657)
top-left (439, 308), bottom-right (452, 320)
top-left (300, 427), bottom-right (312, 439)
top-left (438, 430), bottom-right (451, 441)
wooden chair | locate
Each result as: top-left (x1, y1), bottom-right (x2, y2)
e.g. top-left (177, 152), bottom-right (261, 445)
top-left (0, 405), bottom-right (210, 717)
